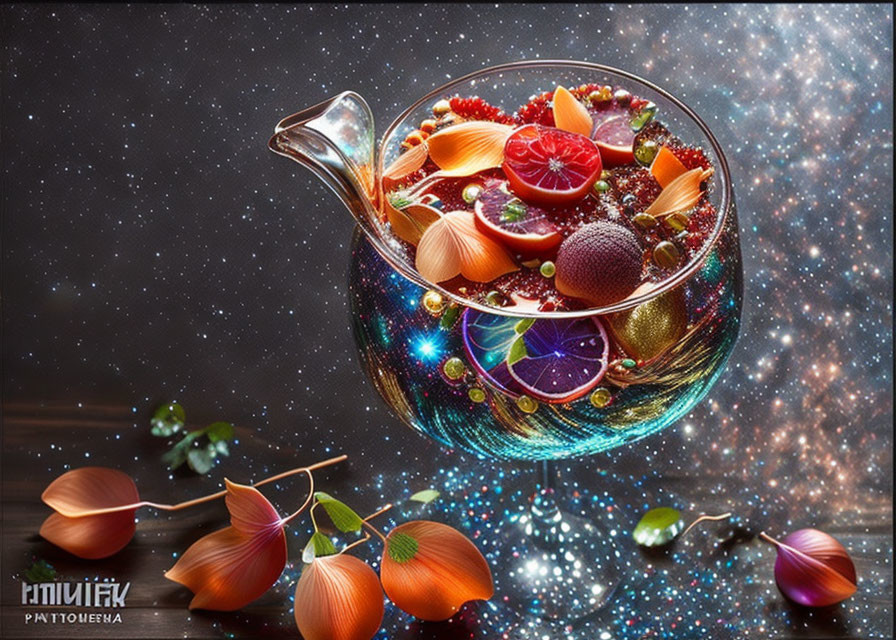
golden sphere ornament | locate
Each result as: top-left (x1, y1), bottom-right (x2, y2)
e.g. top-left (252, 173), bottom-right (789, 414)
top-left (421, 290), bottom-right (446, 317)
top-left (607, 288), bottom-right (688, 363)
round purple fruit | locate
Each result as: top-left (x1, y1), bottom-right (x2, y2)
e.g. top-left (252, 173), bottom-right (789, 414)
top-left (554, 221), bottom-right (643, 307)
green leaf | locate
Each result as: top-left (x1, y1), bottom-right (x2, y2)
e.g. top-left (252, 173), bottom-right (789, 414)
top-left (409, 489), bottom-right (440, 504)
top-left (314, 492), bottom-right (364, 533)
top-left (25, 559), bottom-right (56, 583)
top-left (507, 336), bottom-right (529, 366)
top-left (204, 421), bottom-right (234, 443)
top-left (151, 403), bottom-right (185, 437)
top-left (161, 431), bottom-right (199, 470)
top-left (214, 440), bottom-right (230, 456)
top-left (388, 190), bottom-right (414, 210)
top-left (387, 532), bottom-right (419, 563)
top-left (302, 532), bottom-right (337, 563)
top-left (514, 318), bottom-right (536, 335)
top-left (186, 449), bottom-right (215, 475)
top-left (633, 507), bottom-right (684, 547)
top-left (439, 305), bottom-right (460, 330)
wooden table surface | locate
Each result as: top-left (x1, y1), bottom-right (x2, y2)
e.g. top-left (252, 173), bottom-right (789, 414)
top-left (3, 403), bottom-right (893, 640)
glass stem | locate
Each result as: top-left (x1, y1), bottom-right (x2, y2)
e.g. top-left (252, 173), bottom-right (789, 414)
top-left (529, 461), bottom-right (562, 545)
top-left (539, 460), bottom-right (556, 493)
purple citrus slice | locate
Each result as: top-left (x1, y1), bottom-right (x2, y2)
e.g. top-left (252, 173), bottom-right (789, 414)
top-left (506, 316), bottom-right (609, 403)
top-left (461, 309), bottom-right (528, 397)
top-left (473, 179), bottom-right (562, 255)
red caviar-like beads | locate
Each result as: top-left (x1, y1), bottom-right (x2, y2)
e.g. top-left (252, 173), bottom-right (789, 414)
top-left (516, 91), bottom-right (556, 126)
top-left (448, 96), bottom-right (515, 124)
top-left (669, 145), bottom-right (712, 171)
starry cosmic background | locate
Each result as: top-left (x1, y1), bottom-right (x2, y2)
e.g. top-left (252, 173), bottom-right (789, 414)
top-left (1, 4), bottom-right (892, 640)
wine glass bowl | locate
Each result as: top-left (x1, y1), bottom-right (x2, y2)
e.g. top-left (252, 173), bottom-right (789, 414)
top-left (271, 60), bottom-right (742, 624)
top-left (348, 62), bottom-right (742, 461)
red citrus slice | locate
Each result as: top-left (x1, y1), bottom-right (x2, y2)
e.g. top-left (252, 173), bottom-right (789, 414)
top-left (473, 179), bottom-right (562, 255)
top-left (592, 114), bottom-right (635, 167)
top-left (502, 124), bottom-right (603, 208)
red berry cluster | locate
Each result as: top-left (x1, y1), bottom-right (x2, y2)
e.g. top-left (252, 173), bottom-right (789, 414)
top-left (448, 96), bottom-right (515, 124)
top-left (515, 91), bottom-right (556, 126)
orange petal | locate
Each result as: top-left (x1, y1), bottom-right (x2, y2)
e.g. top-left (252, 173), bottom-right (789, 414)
top-left (645, 167), bottom-right (714, 217)
top-left (383, 142), bottom-right (428, 191)
top-left (224, 478), bottom-right (281, 535)
top-left (40, 510), bottom-right (136, 559)
top-left (165, 479), bottom-right (286, 610)
top-left (384, 199), bottom-right (442, 246)
top-left (552, 86), bottom-right (594, 137)
top-left (650, 145), bottom-right (689, 188)
top-left (294, 554), bottom-right (384, 640)
top-left (415, 211), bottom-right (517, 284)
top-left (42, 467), bottom-right (140, 517)
top-left (426, 121), bottom-right (514, 176)
top-left (381, 520), bottom-right (493, 621)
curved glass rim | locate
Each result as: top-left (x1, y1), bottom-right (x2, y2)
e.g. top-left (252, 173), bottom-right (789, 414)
top-left (371, 59), bottom-right (733, 319)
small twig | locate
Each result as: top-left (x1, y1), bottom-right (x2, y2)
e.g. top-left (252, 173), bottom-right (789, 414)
top-left (340, 533), bottom-right (372, 555)
top-left (681, 512), bottom-right (732, 537)
top-left (69, 454), bottom-right (348, 517)
top-left (758, 531), bottom-right (780, 547)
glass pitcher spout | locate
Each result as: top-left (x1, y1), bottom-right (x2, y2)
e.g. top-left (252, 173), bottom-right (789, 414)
top-left (268, 91), bottom-right (379, 221)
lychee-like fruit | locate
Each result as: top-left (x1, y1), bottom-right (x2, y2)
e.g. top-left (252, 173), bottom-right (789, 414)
top-left (555, 221), bottom-right (643, 307)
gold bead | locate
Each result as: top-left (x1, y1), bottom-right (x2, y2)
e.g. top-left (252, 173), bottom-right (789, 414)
top-left (589, 388), bottom-right (612, 408)
top-left (421, 290), bottom-right (446, 316)
top-left (516, 395), bottom-right (538, 414)
top-left (653, 241), bottom-right (681, 269)
top-left (665, 212), bottom-right (690, 232)
top-left (433, 99), bottom-right (452, 116)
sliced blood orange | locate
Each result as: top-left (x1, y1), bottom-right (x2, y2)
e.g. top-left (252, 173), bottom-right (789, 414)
top-left (592, 112), bottom-right (635, 167)
top-left (502, 124), bottom-right (603, 208)
top-left (506, 316), bottom-right (609, 403)
top-left (473, 179), bottom-right (561, 255)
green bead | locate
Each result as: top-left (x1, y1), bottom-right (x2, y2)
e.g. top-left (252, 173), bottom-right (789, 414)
top-left (501, 199), bottom-right (527, 222)
top-left (653, 241), bottom-right (681, 269)
top-left (621, 358), bottom-right (637, 369)
top-left (593, 180), bottom-right (610, 194)
top-left (665, 212), bottom-right (690, 232)
top-left (630, 102), bottom-right (657, 132)
top-left (468, 387), bottom-right (486, 403)
top-left (443, 357), bottom-right (465, 380)
top-left (590, 387), bottom-right (612, 408)
top-left (634, 140), bottom-right (659, 166)
top-left (539, 261), bottom-right (556, 278)
top-left (516, 395), bottom-right (539, 414)
top-left (486, 290), bottom-right (507, 306)
top-left (462, 183), bottom-right (482, 204)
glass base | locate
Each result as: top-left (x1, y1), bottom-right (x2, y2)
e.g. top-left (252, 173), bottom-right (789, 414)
top-left (494, 488), bottom-right (623, 622)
